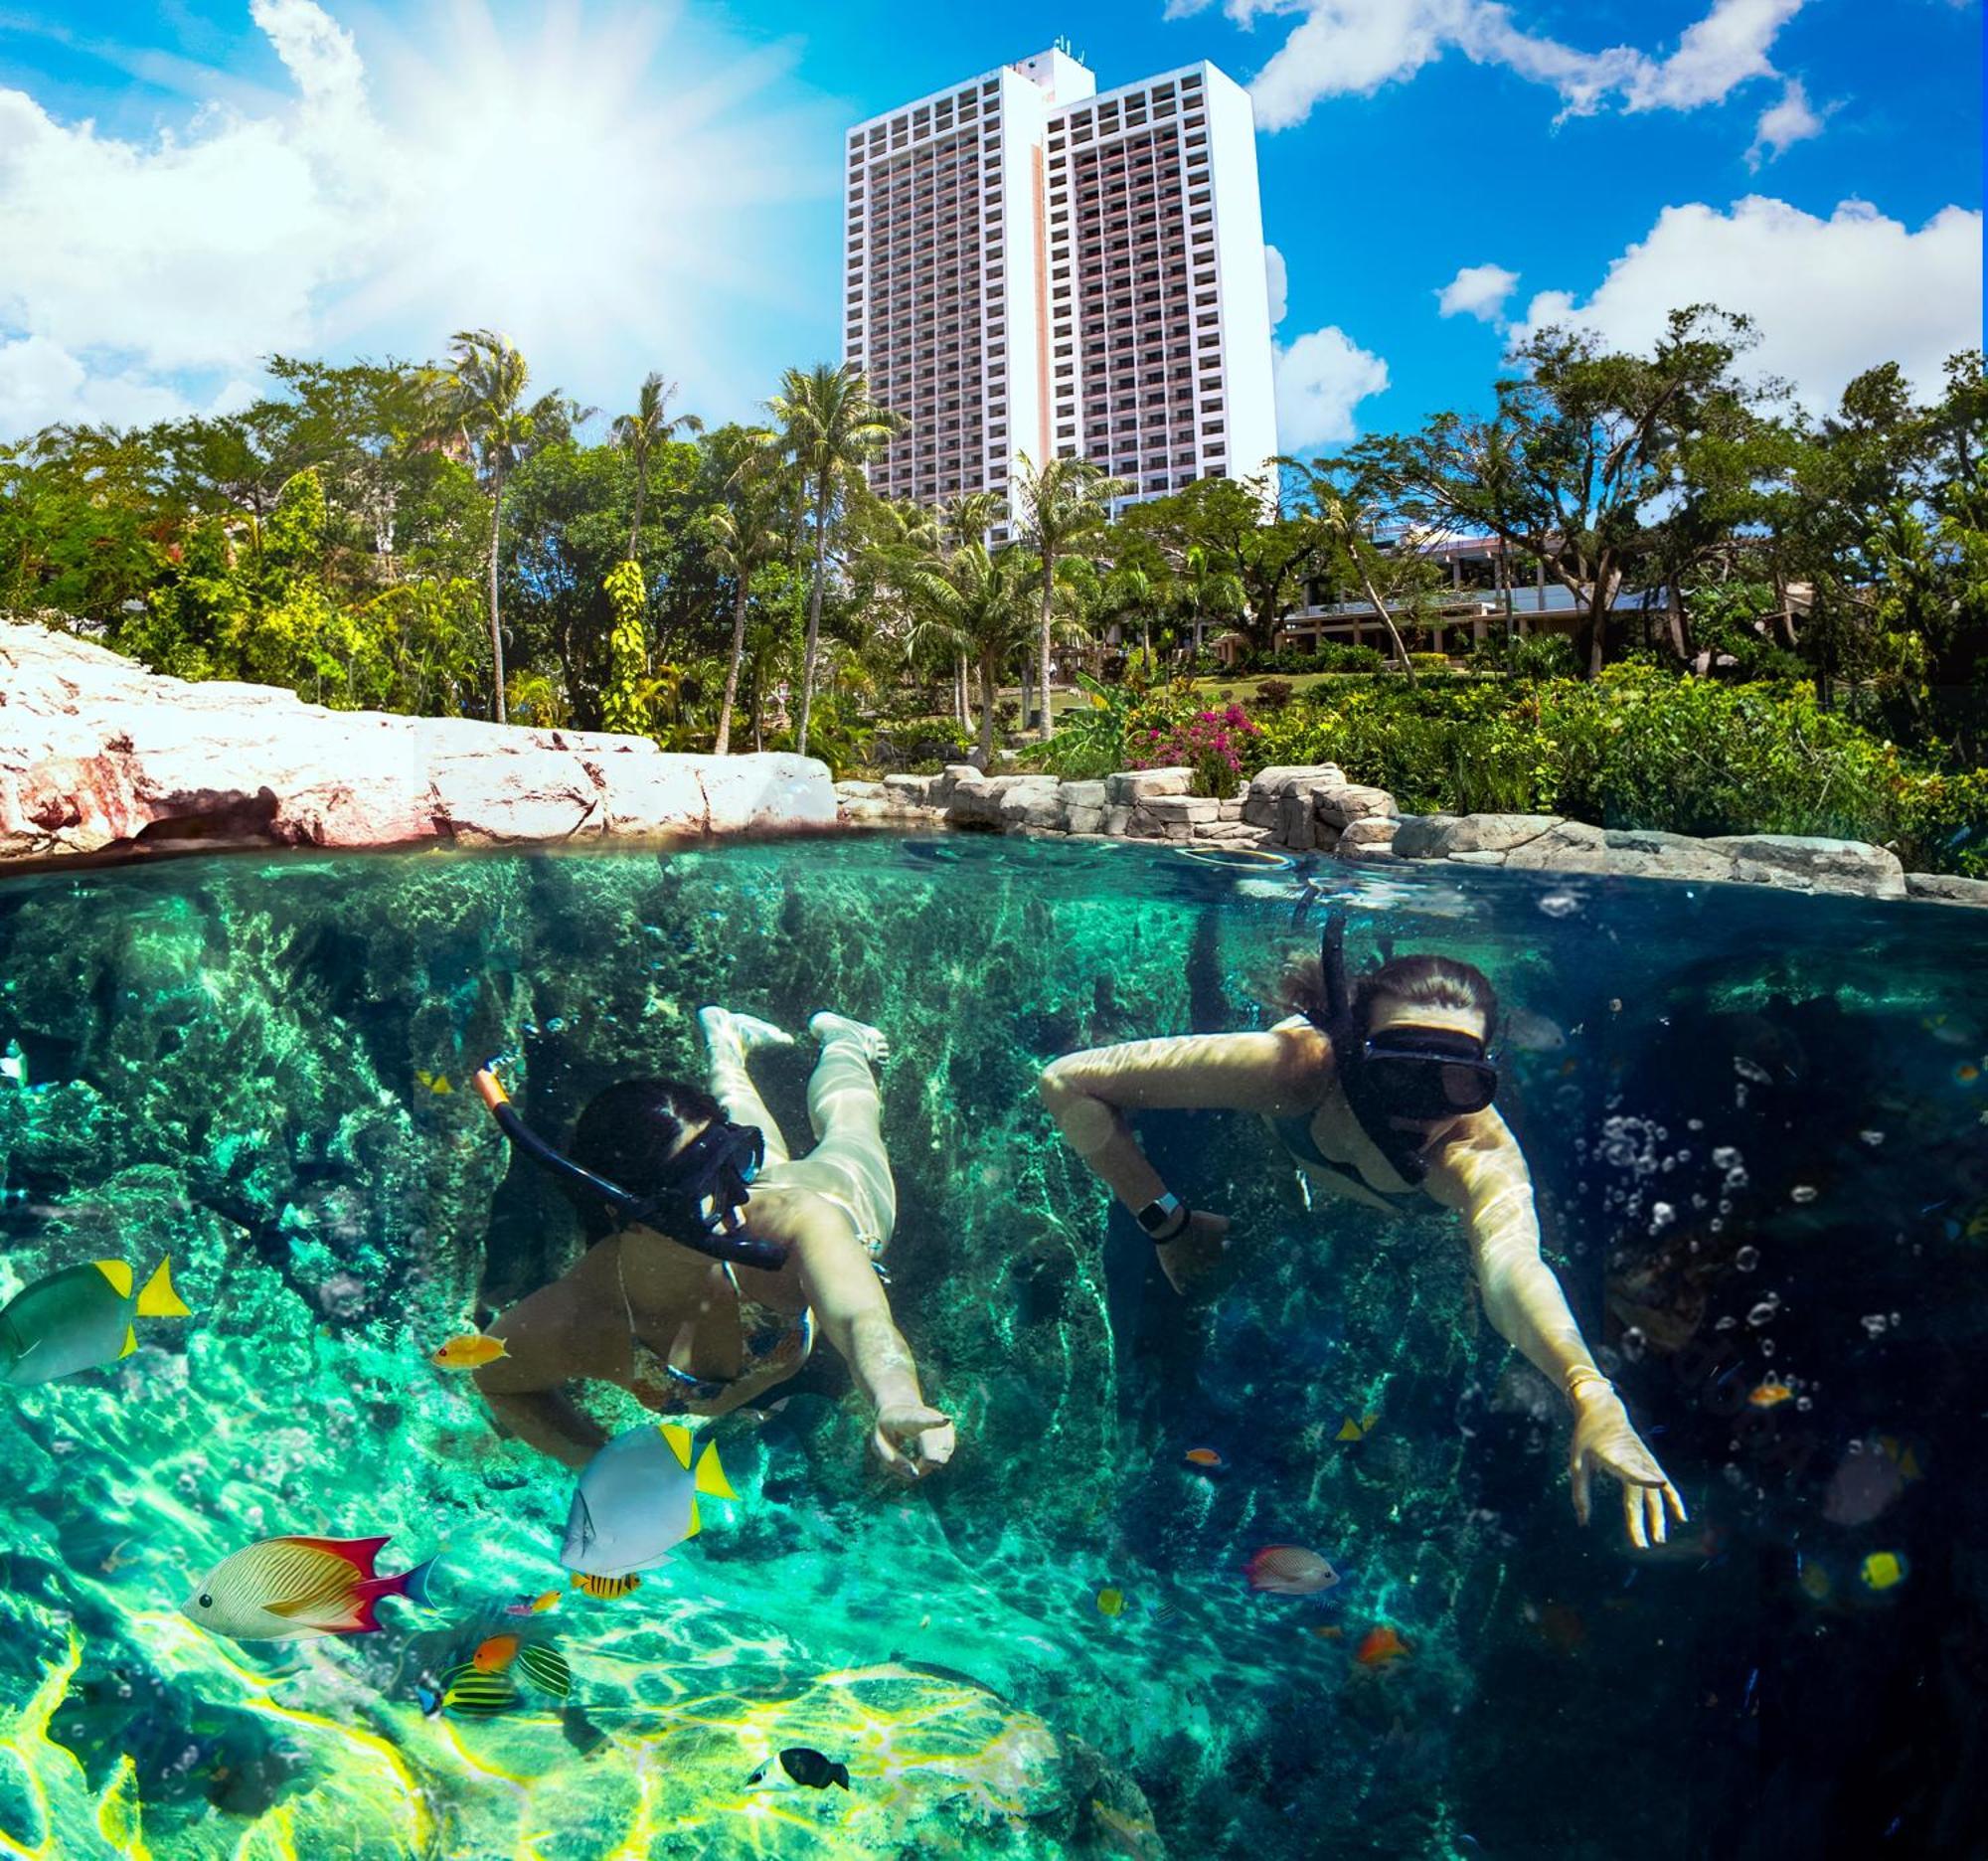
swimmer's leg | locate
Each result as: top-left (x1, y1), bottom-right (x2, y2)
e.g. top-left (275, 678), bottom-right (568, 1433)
top-left (698, 1007), bottom-right (794, 1164)
top-left (803, 1013), bottom-right (897, 1245)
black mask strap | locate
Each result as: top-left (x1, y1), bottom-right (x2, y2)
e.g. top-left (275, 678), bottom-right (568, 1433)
top-left (1308, 911), bottom-right (1431, 1186)
top-left (472, 1067), bottom-right (783, 1271)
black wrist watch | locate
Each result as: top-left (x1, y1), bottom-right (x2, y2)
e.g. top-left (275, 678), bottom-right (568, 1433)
top-left (1136, 1193), bottom-right (1190, 1243)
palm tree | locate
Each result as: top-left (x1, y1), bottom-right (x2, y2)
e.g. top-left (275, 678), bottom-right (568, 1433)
top-left (707, 462), bottom-right (787, 756)
top-left (905, 543), bottom-right (1039, 765)
top-left (426, 329), bottom-right (569, 722)
top-left (1279, 455), bottom-right (1417, 681)
top-left (1179, 543), bottom-right (1246, 658)
top-left (761, 364), bottom-right (903, 757)
top-left (611, 373), bottom-right (702, 562)
top-left (1012, 453), bottom-right (1129, 740)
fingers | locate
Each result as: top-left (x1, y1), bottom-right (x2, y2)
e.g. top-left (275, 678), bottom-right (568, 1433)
top-left (1623, 1482), bottom-right (1647, 1549)
top-left (1642, 1482), bottom-right (1668, 1547)
top-left (1663, 1481), bottom-right (1688, 1526)
top-left (870, 1426), bottom-right (916, 1481)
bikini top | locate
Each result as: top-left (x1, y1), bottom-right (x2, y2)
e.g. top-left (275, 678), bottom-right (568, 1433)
top-left (1267, 1111), bottom-right (1424, 1216)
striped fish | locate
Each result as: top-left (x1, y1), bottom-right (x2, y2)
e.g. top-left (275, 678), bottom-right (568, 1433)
top-left (515, 1644), bottom-right (572, 1699)
top-left (571, 1572), bottom-right (640, 1601)
top-left (419, 1662), bottom-right (523, 1720)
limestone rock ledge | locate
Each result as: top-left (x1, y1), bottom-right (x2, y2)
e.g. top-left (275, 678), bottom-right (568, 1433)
top-left (835, 761), bottom-right (1980, 905)
top-left (0, 622), bottom-right (836, 867)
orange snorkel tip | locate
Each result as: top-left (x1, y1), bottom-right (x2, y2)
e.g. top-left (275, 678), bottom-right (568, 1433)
top-left (473, 1066), bottom-right (509, 1113)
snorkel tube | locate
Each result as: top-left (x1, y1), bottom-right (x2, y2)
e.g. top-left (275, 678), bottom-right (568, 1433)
top-left (472, 1065), bottom-right (784, 1271)
top-left (1306, 913), bottom-right (1500, 1187)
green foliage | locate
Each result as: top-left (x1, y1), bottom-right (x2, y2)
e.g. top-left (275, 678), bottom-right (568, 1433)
top-left (1407, 652), bottom-right (1450, 675)
top-left (599, 559), bottom-right (651, 736)
top-left (1251, 665), bottom-right (1988, 869)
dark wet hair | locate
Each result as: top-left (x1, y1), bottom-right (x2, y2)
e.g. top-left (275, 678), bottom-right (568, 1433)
top-left (1274, 951), bottom-right (1500, 1041)
top-left (564, 1076), bottom-right (725, 1243)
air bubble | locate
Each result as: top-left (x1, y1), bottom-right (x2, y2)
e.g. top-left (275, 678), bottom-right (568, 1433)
top-left (1619, 1327), bottom-right (1648, 1363)
top-left (1716, 1314), bottom-right (1738, 1330)
top-left (1859, 1130), bottom-right (1886, 1147)
top-left (1860, 1313), bottom-right (1890, 1337)
top-left (1736, 1246), bottom-right (1760, 1271)
top-left (1713, 1147), bottom-right (1741, 1169)
top-left (1735, 1056), bottom-right (1771, 1084)
top-left (1747, 1298), bottom-right (1780, 1326)
top-left (1790, 1185), bottom-right (1818, 1205)
top-left (1651, 1202), bottom-right (1675, 1231)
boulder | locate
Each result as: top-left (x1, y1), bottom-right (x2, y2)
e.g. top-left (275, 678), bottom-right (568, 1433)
top-left (1066, 805), bottom-right (1106, 835)
top-left (1242, 763), bottom-right (1347, 828)
top-left (1600, 829), bottom-right (1740, 884)
top-left (1905, 871), bottom-right (1988, 907)
top-left (1000, 784), bottom-right (1068, 830)
top-left (883, 773), bottom-right (939, 808)
top-left (1502, 818), bottom-right (1610, 872)
top-left (1141, 795), bottom-right (1220, 826)
top-left (1337, 816), bottom-right (1399, 853)
top-left (1314, 784), bottom-right (1398, 829)
top-left (1709, 833), bottom-right (1908, 900)
top-left (1057, 779), bottom-right (1109, 809)
top-left (836, 779), bottom-right (888, 801)
top-left (1107, 767), bottom-right (1192, 803)
top-left (0, 621), bottom-right (836, 867)
top-left (1392, 814), bottom-right (1461, 860)
top-left (945, 774), bottom-right (1055, 828)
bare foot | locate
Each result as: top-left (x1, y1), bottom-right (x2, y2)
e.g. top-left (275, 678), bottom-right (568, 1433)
top-left (698, 1007), bottom-right (795, 1060)
top-left (809, 1012), bottom-right (890, 1066)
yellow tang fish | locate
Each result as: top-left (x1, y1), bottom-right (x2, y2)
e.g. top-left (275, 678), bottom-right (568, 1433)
top-left (1095, 1587), bottom-right (1125, 1617)
top-left (430, 1333), bottom-right (508, 1371)
top-left (415, 1071), bottom-right (454, 1096)
top-left (1336, 1413), bottom-right (1379, 1442)
top-left (1860, 1551), bottom-right (1907, 1593)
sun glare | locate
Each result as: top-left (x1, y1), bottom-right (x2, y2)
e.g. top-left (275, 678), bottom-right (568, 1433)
top-left (334, 1), bottom-right (824, 400)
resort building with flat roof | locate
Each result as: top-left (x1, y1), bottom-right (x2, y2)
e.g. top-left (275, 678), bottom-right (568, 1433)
top-left (842, 46), bottom-right (1277, 534)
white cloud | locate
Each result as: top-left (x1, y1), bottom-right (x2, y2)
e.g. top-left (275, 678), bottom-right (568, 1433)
top-left (1232, 0), bottom-right (1813, 142)
top-left (1747, 78), bottom-right (1826, 167)
top-left (1274, 325), bottom-right (1391, 451)
top-left (1436, 261), bottom-right (1520, 322)
top-left (0, 1), bottom-right (822, 437)
top-left (1509, 196), bottom-right (1984, 413)
top-left (1264, 244), bottom-right (1289, 326)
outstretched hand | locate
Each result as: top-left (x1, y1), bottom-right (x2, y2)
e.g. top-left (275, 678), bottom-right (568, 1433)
top-left (872, 1404), bottom-right (955, 1482)
top-left (1570, 1383), bottom-right (1688, 1548)
top-left (1154, 1210), bottom-right (1231, 1296)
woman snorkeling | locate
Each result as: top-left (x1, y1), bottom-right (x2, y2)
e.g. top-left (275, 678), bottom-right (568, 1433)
top-left (1038, 916), bottom-right (1685, 1549)
top-left (473, 1009), bottom-right (954, 1482)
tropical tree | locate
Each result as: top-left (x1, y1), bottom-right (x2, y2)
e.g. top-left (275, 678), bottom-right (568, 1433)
top-left (761, 364), bottom-right (902, 757)
top-left (610, 372), bottom-right (702, 561)
top-left (1356, 305), bottom-right (1770, 676)
top-left (426, 328), bottom-right (576, 721)
top-left (904, 542), bottom-right (1039, 763)
top-left (1279, 455), bottom-right (1425, 678)
top-left (707, 461), bottom-right (789, 755)
top-left (1012, 453), bottom-right (1127, 739)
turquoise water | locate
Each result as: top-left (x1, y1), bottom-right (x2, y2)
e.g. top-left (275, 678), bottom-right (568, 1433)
top-left (0, 835), bottom-right (1983, 1859)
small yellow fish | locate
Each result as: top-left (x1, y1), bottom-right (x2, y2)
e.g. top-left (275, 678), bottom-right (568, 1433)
top-left (415, 1070), bottom-right (454, 1095)
top-left (1096, 1587), bottom-right (1124, 1617)
top-left (504, 1589), bottom-right (562, 1617)
top-left (429, 1333), bottom-right (508, 1371)
top-left (572, 1572), bottom-right (641, 1601)
top-left (1335, 1413), bottom-right (1379, 1442)
top-left (1860, 1551), bottom-right (1907, 1593)
top-left (1748, 1381), bottom-right (1794, 1409)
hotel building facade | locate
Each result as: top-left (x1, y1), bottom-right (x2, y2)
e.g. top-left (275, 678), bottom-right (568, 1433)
top-left (842, 47), bottom-right (1277, 531)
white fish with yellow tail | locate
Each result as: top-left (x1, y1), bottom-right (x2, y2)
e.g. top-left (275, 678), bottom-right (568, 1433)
top-left (181, 1534), bottom-right (438, 1642)
top-left (562, 1421), bottom-right (737, 1578)
top-left (0, 1258), bottom-right (191, 1387)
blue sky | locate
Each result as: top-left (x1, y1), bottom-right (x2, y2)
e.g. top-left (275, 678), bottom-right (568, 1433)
top-left (1, 0), bottom-right (1980, 450)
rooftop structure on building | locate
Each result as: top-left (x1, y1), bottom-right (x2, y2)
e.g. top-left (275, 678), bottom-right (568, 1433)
top-left (842, 47), bottom-right (1277, 535)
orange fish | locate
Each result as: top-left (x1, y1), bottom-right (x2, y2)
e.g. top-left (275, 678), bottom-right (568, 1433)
top-left (1356, 1625), bottom-right (1409, 1667)
top-left (1748, 1381), bottom-right (1794, 1409)
top-left (505, 1589), bottom-right (562, 1617)
top-left (472, 1633), bottom-right (520, 1673)
top-left (1307, 1624), bottom-right (1344, 1641)
top-left (430, 1333), bottom-right (508, 1371)
top-left (1183, 1447), bottom-right (1226, 1471)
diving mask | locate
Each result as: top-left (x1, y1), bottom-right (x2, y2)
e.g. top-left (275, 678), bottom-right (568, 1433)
top-left (1358, 1026), bottom-right (1500, 1121)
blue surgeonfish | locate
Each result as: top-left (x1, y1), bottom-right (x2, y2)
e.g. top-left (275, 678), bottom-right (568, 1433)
top-left (0, 1259), bottom-right (192, 1387)
top-left (562, 1422), bottom-right (736, 1578)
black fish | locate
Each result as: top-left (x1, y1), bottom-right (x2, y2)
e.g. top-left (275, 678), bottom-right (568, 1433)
top-left (748, 1746), bottom-right (850, 1790)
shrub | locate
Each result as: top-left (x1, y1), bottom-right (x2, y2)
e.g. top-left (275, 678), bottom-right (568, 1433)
top-left (1407, 652), bottom-right (1451, 675)
top-left (1253, 678), bottom-right (1296, 711)
top-left (1130, 704), bottom-right (1262, 797)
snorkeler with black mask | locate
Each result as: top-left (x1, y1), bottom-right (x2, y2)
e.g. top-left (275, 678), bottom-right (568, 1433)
top-left (1038, 917), bottom-right (1684, 1549)
top-left (472, 1010), bottom-right (953, 1482)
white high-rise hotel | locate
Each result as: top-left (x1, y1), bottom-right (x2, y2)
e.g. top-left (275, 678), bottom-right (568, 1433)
top-left (842, 46), bottom-right (1277, 527)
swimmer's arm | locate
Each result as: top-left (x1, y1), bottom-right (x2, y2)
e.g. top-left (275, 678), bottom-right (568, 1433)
top-left (1425, 1111), bottom-right (1597, 1393)
top-left (1037, 1030), bottom-right (1320, 1212)
top-left (474, 1289), bottom-right (615, 1471)
top-left (788, 1213), bottom-right (927, 1416)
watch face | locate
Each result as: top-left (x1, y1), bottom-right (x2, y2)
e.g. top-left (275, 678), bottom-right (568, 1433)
top-left (1137, 1199), bottom-right (1177, 1235)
